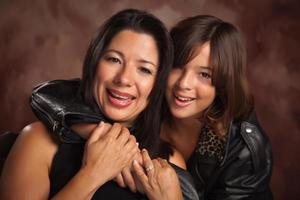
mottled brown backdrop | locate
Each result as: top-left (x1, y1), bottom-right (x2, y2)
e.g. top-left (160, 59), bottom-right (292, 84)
top-left (0, 0), bottom-right (299, 199)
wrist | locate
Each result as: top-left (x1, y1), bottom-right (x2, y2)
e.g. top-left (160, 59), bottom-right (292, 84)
top-left (79, 165), bottom-right (108, 191)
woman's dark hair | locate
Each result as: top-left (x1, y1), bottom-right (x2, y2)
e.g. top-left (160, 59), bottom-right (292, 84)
top-left (169, 15), bottom-right (253, 136)
top-left (81, 9), bottom-right (173, 157)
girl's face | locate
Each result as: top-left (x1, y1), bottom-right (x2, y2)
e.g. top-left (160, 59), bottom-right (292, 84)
top-left (94, 29), bottom-right (159, 125)
top-left (166, 42), bottom-right (216, 120)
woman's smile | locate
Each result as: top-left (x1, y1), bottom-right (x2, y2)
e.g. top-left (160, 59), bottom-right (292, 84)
top-left (106, 88), bottom-right (136, 108)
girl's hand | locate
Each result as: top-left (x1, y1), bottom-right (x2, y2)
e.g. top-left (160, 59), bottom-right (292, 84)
top-left (133, 149), bottom-right (183, 200)
top-left (81, 122), bottom-right (139, 186)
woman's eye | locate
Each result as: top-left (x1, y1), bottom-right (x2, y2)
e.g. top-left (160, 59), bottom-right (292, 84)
top-left (106, 57), bottom-right (121, 64)
top-left (139, 67), bottom-right (152, 75)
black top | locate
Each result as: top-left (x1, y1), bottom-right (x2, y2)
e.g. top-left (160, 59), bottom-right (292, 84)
top-left (49, 141), bottom-right (147, 199)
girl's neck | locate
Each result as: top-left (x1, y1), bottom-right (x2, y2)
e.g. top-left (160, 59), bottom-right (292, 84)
top-left (171, 117), bottom-right (202, 136)
top-left (162, 116), bottom-right (203, 161)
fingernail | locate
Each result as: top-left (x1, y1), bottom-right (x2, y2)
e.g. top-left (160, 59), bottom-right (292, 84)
top-left (99, 121), bottom-right (104, 126)
top-left (136, 142), bottom-right (139, 147)
top-left (133, 160), bottom-right (138, 165)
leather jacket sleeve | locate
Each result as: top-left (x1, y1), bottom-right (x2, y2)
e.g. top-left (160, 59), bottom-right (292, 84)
top-left (171, 164), bottom-right (199, 200)
top-left (30, 79), bottom-right (106, 143)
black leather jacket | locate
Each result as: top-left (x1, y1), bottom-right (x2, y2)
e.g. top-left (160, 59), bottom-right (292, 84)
top-left (30, 79), bottom-right (199, 200)
top-left (188, 111), bottom-right (273, 200)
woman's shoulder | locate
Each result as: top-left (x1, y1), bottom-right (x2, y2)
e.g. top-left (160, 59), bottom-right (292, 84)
top-left (0, 122), bottom-right (59, 199)
top-left (20, 121), bottom-right (58, 145)
top-left (15, 121), bottom-right (59, 162)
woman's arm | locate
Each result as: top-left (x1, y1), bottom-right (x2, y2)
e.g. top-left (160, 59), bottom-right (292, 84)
top-left (0, 122), bottom-right (58, 200)
top-left (0, 122), bottom-right (139, 200)
top-left (71, 123), bottom-right (98, 139)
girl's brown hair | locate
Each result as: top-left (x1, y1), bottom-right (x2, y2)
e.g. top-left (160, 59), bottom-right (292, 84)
top-left (170, 15), bottom-right (253, 136)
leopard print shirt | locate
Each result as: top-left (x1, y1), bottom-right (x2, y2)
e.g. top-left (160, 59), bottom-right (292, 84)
top-left (195, 125), bottom-right (227, 162)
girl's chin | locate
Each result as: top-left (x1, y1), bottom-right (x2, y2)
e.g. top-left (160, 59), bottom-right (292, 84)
top-left (170, 108), bottom-right (200, 120)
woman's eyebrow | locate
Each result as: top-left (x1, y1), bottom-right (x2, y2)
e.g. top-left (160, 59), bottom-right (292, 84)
top-left (137, 59), bottom-right (157, 68)
top-left (103, 49), bottom-right (124, 57)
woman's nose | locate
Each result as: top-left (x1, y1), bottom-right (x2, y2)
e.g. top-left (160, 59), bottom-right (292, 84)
top-left (113, 65), bottom-right (134, 87)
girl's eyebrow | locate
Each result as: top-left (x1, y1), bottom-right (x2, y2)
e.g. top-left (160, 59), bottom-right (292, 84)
top-left (196, 66), bottom-right (212, 71)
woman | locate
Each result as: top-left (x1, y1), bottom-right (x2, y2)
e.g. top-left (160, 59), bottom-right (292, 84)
top-left (0, 9), bottom-right (197, 200)
top-left (24, 15), bottom-right (273, 199)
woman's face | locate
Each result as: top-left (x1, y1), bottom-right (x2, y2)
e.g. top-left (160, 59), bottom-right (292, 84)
top-left (94, 29), bottom-right (159, 124)
top-left (166, 42), bottom-right (216, 120)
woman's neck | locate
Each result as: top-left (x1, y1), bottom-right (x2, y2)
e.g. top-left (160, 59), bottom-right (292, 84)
top-left (162, 117), bottom-right (203, 161)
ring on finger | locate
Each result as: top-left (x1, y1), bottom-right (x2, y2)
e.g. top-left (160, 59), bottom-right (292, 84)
top-left (145, 165), bottom-right (154, 172)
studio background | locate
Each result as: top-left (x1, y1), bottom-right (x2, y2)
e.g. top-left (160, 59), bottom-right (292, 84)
top-left (0, 0), bottom-right (299, 199)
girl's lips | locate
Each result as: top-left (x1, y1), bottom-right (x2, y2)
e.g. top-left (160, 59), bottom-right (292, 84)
top-left (173, 93), bottom-right (195, 107)
top-left (107, 89), bottom-right (135, 108)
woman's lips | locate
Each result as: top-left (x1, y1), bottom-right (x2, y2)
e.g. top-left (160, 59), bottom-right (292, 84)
top-left (107, 89), bottom-right (135, 108)
top-left (173, 93), bottom-right (195, 107)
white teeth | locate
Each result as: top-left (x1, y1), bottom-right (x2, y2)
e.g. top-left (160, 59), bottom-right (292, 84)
top-left (110, 92), bottom-right (130, 100)
top-left (175, 95), bottom-right (194, 102)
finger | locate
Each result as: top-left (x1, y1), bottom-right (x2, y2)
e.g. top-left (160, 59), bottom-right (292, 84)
top-left (132, 160), bottom-right (151, 191)
top-left (152, 159), bottom-right (162, 168)
top-left (123, 135), bottom-right (138, 151)
top-left (114, 173), bottom-right (126, 188)
top-left (116, 126), bottom-right (131, 146)
top-left (122, 167), bottom-right (137, 193)
top-left (133, 149), bottom-right (143, 165)
top-left (151, 159), bottom-right (161, 178)
top-left (142, 149), bottom-right (154, 176)
top-left (123, 137), bottom-right (139, 163)
top-left (158, 158), bottom-right (169, 168)
top-left (137, 150), bottom-right (143, 165)
top-left (87, 121), bottom-right (107, 144)
top-left (105, 123), bottom-right (122, 139)
top-left (132, 170), bottom-right (145, 194)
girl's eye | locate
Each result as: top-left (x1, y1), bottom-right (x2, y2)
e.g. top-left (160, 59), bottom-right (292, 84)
top-left (139, 67), bottom-right (152, 75)
top-left (199, 72), bottom-right (211, 79)
top-left (106, 56), bottom-right (121, 64)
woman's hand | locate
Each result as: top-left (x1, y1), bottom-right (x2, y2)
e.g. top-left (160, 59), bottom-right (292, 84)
top-left (81, 122), bottom-right (139, 187)
top-left (114, 151), bottom-right (145, 193)
top-left (133, 149), bottom-right (183, 200)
